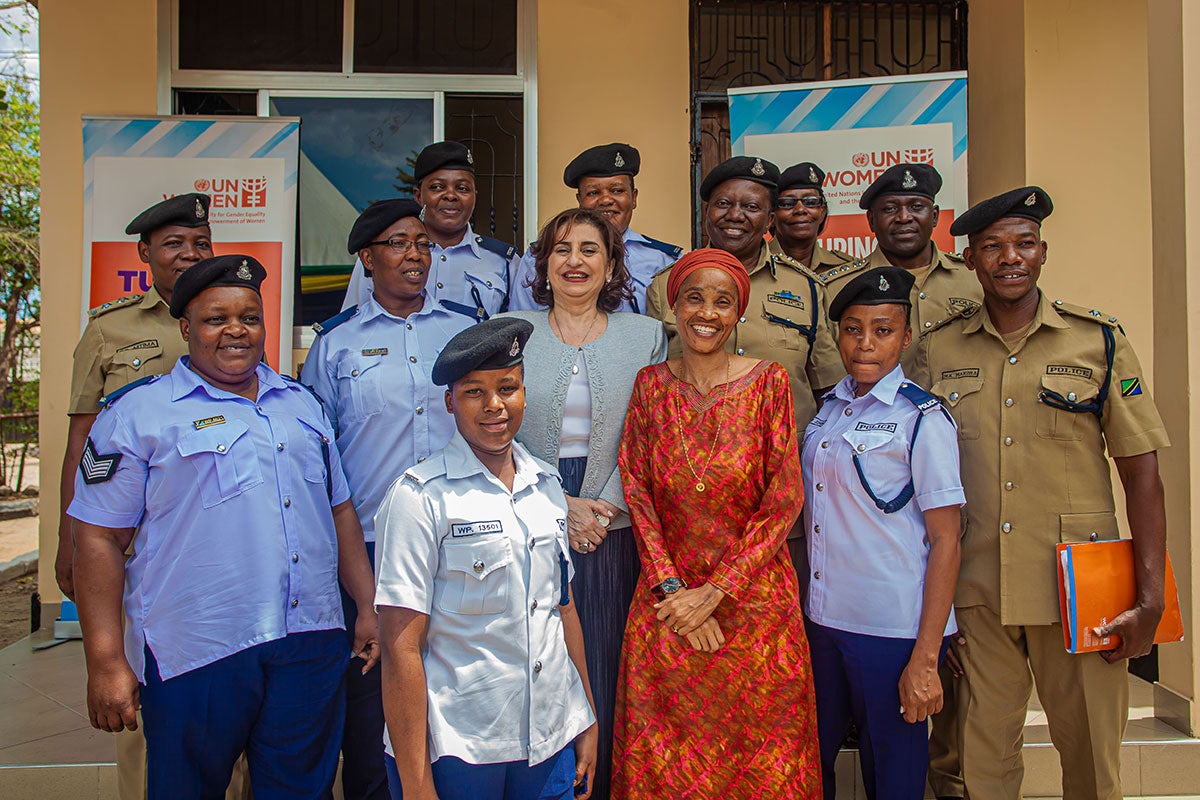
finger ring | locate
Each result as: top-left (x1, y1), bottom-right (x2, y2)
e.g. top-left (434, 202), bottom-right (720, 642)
top-left (581, 541), bottom-right (590, 550)
top-left (672, 626), bottom-right (679, 633)
top-left (594, 513), bottom-right (610, 528)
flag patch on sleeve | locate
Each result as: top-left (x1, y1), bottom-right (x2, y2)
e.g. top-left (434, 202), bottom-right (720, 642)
top-left (1120, 378), bottom-right (1142, 397)
top-left (80, 438), bottom-right (122, 484)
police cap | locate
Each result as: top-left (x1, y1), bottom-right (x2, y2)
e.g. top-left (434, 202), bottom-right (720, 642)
top-left (432, 318), bottom-right (534, 387)
top-left (950, 186), bottom-right (1054, 237)
top-left (347, 199), bottom-right (423, 254)
top-left (125, 193), bottom-right (212, 237)
top-left (563, 143), bottom-right (640, 188)
top-left (700, 156), bottom-right (780, 201)
top-left (169, 255), bottom-right (267, 319)
top-left (413, 141), bottom-right (474, 183)
top-left (779, 162), bottom-right (826, 193)
top-left (828, 266), bottom-right (915, 322)
top-left (859, 163), bottom-right (942, 209)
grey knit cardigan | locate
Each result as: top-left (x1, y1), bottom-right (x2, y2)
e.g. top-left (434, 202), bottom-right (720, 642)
top-left (498, 310), bottom-right (667, 529)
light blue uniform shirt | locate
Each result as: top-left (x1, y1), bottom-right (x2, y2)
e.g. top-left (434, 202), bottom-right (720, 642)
top-left (801, 365), bottom-right (964, 639)
top-left (68, 358), bottom-right (350, 682)
top-left (506, 227), bottom-right (681, 314)
top-left (302, 293), bottom-right (472, 541)
top-left (374, 432), bottom-right (594, 766)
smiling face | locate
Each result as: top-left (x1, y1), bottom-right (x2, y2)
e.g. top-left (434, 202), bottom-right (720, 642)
top-left (672, 267), bottom-right (741, 356)
top-left (180, 286), bottom-right (265, 393)
top-left (576, 175), bottom-right (637, 232)
top-left (545, 221), bottom-right (613, 309)
top-left (773, 188), bottom-right (827, 250)
top-left (138, 224), bottom-right (214, 301)
top-left (413, 168), bottom-right (476, 239)
top-left (964, 217), bottom-right (1047, 307)
top-left (445, 365), bottom-right (526, 459)
top-left (866, 194), bottom-right (939, 263)
top-left (704, 179), bottom-right (774, 266)
top-left (837, 302), bottom-right (912, 396)
top-left (361, 216), bottom-right (432, 312)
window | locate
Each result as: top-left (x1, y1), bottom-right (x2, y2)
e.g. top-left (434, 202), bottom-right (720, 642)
top-left (354, 0), bottom-right (518, 74)
top-left (178, 0), bottom-right (343, 72)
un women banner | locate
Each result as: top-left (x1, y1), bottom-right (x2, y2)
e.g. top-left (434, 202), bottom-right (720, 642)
top-left (82, 116), bottom-right (300, 372)
top-left (728, 72), bottom-right (967, 259)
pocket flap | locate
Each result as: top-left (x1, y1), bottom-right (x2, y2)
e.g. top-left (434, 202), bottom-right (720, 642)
top-left (931, 377), bottom-right (984, 407)
top-left (442, 538), bottom-right (513, 581)
top-left (1041, 375), bottom-right (1099, 402)
top-left (841, 429), bottom-right (894, 453)
top-left (112, 344), bottom-right (163, 368)
top-left (335, 355), bottom-right (382, 380)
top-left (177, 419), bottom-right (251, 458)
top-left (1059, 512), bottom-right (1120, 543)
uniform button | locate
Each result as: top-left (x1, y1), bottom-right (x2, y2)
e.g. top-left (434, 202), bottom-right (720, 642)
top-left (407, 323), bottom-right (413, 330)
top-left (1005, 398), bottom-right (1014, 407)
top-left (919, 292), bottom-right (927, 300)
top-left (283, 497), bottom-right (291, 508)
top-left (736, 348), bottom-right (745, 355)
top-left (351, 369), bottom-right (360, 377)
top-left (437, 282), bottom-right (444, 288)
top-left (417, 456), bottom-right (426, 463)
top-left (813, 571), bottom-right (821, 580)
top-left (409, 356), bottom-right (417, 363)
top-left (813, 525), bottom-right (821, 534)
top-left (132, 358), bottom-right (141, 367)
top-left (1009, 356), bottom-right (1018, 364)
top-left (416, 406), bottom-right (424, 415)
top-left (739, 316), bottom-right (747, 324)
top-left (530, 600), bottom-right (538, 612)
top-left (924, 321), bottom-right (932, 329)
top-left (529, 538), bottom-right (536, 549)
top-left (1067, 392), bottom-right (1078, 402)
top-left (949, 392), bottom-right (960, 402)
top-left (1089, 532), bottom-right (1099, 542)
top-left (533, 660), bottom-right (543, 673)
top-left (856, 444), bottom-right (866, 452)
top-left (844, 408), bottom-right (852, 416)
top-left (820, 441), bottom-right (829, 449)
top-left (1004, 437), bottom-right (1013, 446)
top-left (816, 483), bottom-right (825, 492)
top-left (440, 255), bottom-right (447, 261)
top-left (256, 405), bottom-right (263, 412)
top-left (486, 280), bottom-right (493, 287)
top-left (1001, 522), bottom-right (1012, 533)
top-left (291, 598), bottom-right (299, 608)
top-left (1004, 481), bottom-right (1014, 491)
top-left (216, 443), bottom-right (227, 453)
top-left (277, 443), bottom-right (285, 451)
top-left (473, 559), bottom-right (484, 574)
top-left (292, 553), bottom-right (299, 562)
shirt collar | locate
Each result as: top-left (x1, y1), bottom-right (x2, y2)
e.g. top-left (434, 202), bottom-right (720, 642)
top-left (747, 240), bottom-right (774, 277)
top-left (170, 356), bottom-right (287, 402)
top-left (435, 222), bottom-right (481, 258)
top-left (832, 363), bottom-right (906, 406)
top-left (867, 242), bottom-right (948, 273)
top-left (138, 284), bottom-right (167, 310)
top-left (623, 227), bottom-right (648, 245)
top-left (443, 430), bottom-right (556, 492)
top-left (962, 290), bottom-right (1065, 336)
top-left (360, 291), bottom-right (435, 323)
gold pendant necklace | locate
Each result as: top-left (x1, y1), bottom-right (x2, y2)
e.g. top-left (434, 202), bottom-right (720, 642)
top-left (676, 355), bottom-right (732, 492)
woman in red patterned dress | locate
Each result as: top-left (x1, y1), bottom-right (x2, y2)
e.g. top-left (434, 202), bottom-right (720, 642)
top-left (612, 248), bottom-right (821, 799)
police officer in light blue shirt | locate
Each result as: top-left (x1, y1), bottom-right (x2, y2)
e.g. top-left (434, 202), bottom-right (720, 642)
top-left (800, 266), bottom-right (963, 800)
top-left (344, 141), bottom-right (517, 322)
top-left (507, 143), bottom-right (683, 314)
top-left (69, 255), bottom-right (380, 800)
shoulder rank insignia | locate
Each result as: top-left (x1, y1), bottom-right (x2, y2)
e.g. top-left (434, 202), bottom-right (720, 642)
top-left (640, 235), bottom-right (684, 259)
top-left (99, 374), bottom-right (158, 408)
top-left (475, 235), bottom-right (517, 260)
top-left (1051, 300), bottom-right (1121, 329)
top-left (312, 305), bottom-right (358, 336)
top-left (89, 294), bottom-right (144, 317)
top-left (79, 437), bottom-right (122, 484)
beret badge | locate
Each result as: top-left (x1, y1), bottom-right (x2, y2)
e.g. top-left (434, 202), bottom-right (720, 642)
top-left (902, 170), bottom-right (917, 190)
top-left (878, 275), bottom-right (890, 291)
top-left (509, 337), bottom-right (521, 357)
top-left (809, 166), bottom-right (818, 183)
top-left (751, 158), bottom-right (766, 177)
top-left (195, 199), bottom-right (206, 219)
top-left (236, 260), bottom-right (253, 281)
top-left (1025, 192), bottom-right (1038, 206)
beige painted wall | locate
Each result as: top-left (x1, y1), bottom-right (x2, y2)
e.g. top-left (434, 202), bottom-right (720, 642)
top-left (39, 0), bottom-right (160, 599)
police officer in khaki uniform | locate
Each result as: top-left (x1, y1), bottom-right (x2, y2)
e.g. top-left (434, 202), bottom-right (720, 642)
top-left (915, 187), bottom-right (1169, 800)
top-left (769, 161), bottom-right (852, 276)
top-left (821, 163), bottom-right (982, 377)
top-left (646, 155), bottom-right (843, 588)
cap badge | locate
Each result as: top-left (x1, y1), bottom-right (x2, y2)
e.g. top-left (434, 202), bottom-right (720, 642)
top-left (751, 158), bottom-right (766, 177)
top-left (236, 260), bottom-right (253, 281)
top-left (808, 166), bottom-right (818, 183)
top-left (1025, 192), bottom-right (1037, 206)
top-left (466, 148), bottom-right (474, 165)
top-left (509, 337), bottom-right (521, 357)
top-left (878, 275), bottom-right (890, 291)
top-left (901, 170), bottom-right (917, 190)
top-left (194, 198), bottom-right (206, 219)
top-left (614, 151), bottom-right (626, 168)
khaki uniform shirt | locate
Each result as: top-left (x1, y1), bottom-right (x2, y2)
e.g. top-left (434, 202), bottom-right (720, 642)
top-left (768, 238), bottom-right (853, 277)
top-left (69, 285), bottom-right (188, 413)
top-left (913, 293), bottom-right (1169, 625)
top-left (646, 240), bottom-right (845, 430)
top-left (819, 244), bottom-right (982, 374)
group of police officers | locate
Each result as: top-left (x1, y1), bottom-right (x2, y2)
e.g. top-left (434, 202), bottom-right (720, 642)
top-left (59, 136), bottom-right (1168, 800)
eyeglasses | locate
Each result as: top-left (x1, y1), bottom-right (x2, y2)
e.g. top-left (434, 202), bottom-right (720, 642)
top-left (366, 238), bottom-right (435, 255)
top-left (775, 196), bottom-right (825, 210)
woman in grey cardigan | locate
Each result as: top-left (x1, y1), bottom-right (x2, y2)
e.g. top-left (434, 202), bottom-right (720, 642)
top-left (500, 207), bottom-right (667, 800)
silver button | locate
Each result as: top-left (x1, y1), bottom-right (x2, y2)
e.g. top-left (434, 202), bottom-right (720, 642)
top-left (949, 392), bottom-right (960, 402)
top-left (856, 444), bottom-right (865, 452)
top-left (409, 356), bottom-right (417, 363)
top-left (486, 281), bottom-right (493, 287)
top-left (291, 598), bottom-right (298, 608)
top-left (739, 317), bottom-right (746, 323)
top-left (437, 282), bottom-right (444, 288)
top-left (277, 443), bottom-right (284, 451)
top-left (216, 443), bottom-right (226, 453)
top-left (1089, 532), bottom-right (1099, 542)
top-left (1004, 481), bottom-right (1014, 491)
top-left (813, 571), bottom-right (821, 580)
top-left (820, 441), bottom-right (829, 449)
top-left (813, 525), bottom-right (821, 534)
top-left (1009, 356), bottom-right (1018, 364)
top-left (351, 369), bottom-right (359, 377)
top-left (924, 321), bottom-right (932, 329)
top-left (440, 255), bottom-right (447, 262)
top-left (406, 323), bottom-right (413, 330)
top-left (919, 292), bottom-right (927, 300)
top-left (736, 349), bottom-right (745, 355)
top-left (256, 405), bottom-right (263, 412)
top-left (283, 497), bottom-right (291, 508)
top-left (1067, 392), bottom-right (1078, 402)
top-left (472, 560), bottom-right (484, 574)
top-left (844, 408), bottom-right (852, 416)
top-left (530, 600), bottom-right (538, 612)
top-left (1004, 437), bottom-right (1013, 446)
top-left (816, 483), bottom-right (825, 492)
top-left (1005, 398), bottom-right (1014, 407)
top-left (1001, 522), bottom-right (1012, 533)
top-left (132, 358), bottom-right (141, 367)
top-left (533, 660), bottom-right (543, 673)
top-left (417, 456), bottom-right (426, 463)
top-left (416, 406), bottom-right (424, 415)
top-left (292, 553), bottom-right (299, 563)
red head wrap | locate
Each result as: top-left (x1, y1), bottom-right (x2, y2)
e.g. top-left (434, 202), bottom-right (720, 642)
top-left (665, 248), bottom-right (752, 317)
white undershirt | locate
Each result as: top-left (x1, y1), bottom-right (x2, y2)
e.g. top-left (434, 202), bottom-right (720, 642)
top-left (559, 351), bottom-right (592, 459)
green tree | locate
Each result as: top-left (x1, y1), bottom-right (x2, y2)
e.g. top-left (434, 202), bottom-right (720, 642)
top-left (0, 73), bottom-right (39, 411)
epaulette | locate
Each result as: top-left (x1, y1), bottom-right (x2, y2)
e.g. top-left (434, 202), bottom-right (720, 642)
top-left (281, 374), bottom-right (325, 406)
top-left (944, 250), bottom-right (966, 263)
top-left (639, 236), bottom-right (684, 259)
top-left (896, 380), bottom-right (944, 415)
top-left (1051, 299), bottom-right (1121, 330)
top-left (99, 374), bottom-right (158, 408)
top-left (829, 248), bottom-right (853, 262)
top-left (816, 257), bottom-right (869, 285)
top-left (771, 252), bottom-right (822, 282)
top-left (88, 294), bottom-right (143, 318)
top-left (475, 234), bottom-right (517, 261)
top-left (312, 305), bottom-right (358, 336)
top-left (922, 306), bottom-right (973, 336)
top-left (650, 261), bottom-right (674, 280)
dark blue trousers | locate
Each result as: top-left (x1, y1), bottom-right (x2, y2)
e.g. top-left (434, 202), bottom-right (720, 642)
top-left (806, 619), bottom-right (950, 800)
top-left (340, 541), bottom-right (389, 800)
top-left (385, 747), bottom-right (576, 800)
top-left (140, 629), bottom-right (346, 800)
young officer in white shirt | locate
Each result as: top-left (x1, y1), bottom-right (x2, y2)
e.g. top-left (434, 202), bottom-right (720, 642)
top-left (375, 317), bottom-right (598, 800)
top-left (801, 266), bottom-right (963, 800)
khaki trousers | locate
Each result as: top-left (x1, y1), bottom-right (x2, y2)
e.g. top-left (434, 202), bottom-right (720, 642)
top-left (116, 719), bottom-right (253, 800)
top-left (956, 606), bottom-right (1127, 800)
top-left (927, 659), bottom-right (965, 798)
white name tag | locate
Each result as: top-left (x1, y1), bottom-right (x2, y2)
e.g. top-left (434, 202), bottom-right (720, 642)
top-left (450, 520), bottom-right (503, 538)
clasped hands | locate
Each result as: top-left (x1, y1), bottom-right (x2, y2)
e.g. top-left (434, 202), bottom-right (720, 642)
top-left (566, 496), bottom-right (620, 554)
top-left (654, 584), bottom-right (726, 653)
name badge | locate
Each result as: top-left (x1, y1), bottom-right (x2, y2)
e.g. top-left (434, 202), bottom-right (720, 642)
top-left (766, 291), bottom-right (805, 310)
top-left (940, 368), bottom-right (980, 380)
top-left (361, 347), bottom-right (389, 357)
top-left (1046, 364), bottom-right (1093, 379)
top-left (116, 339), bottom-right (160, 352)
top-left (193, 415), bottom-right (226, 429)
top-left (451, 520), bottom-right (503, 538)
top-left (855, 421), bottom-right (897, 433)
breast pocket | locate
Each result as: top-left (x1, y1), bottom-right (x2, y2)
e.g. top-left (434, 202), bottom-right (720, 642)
top-left (438, 538), bottom-right (512, 615)
top-left (176, 420), bottom-right (264, 509)
top-left (1036, 376), bottom-right (1098, 441)
top-left (335, 356), bottom-right (385, 421)
top-left (761, 300), bottom-right (812, 351)
top-left (931, 377), bottom-right (985, 440)
top-left (295, 418), bottom-right (332, 487)
top-left (464, 269), bottom-right (506, 314)
top-left (837, 429), bottom-right (909, 495)
top-left (108, 345), bottom-right (165, 388)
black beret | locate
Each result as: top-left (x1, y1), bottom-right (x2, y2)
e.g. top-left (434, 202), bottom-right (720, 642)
top-left (432, 318), bottom-right (534, 387)
top-left (563, 143), bottom-right (640, 188)
top-left (347, 199), bottom-right (423, 254)
top-left (828, 266), bottom-right (915, 322)
top-left (779, 162), bottom-right (826, 193)
top-left (125, 193), bottom-right (211, 236)
top-left (700, 156), bottom-right (780, 201)
top-left (950, 186), bottom-right (1054, 237)
top-left (859, 163), bottom-right (943, 209)
top-left (169, 255), bottom-right (267, 318)
top-left (413, 141), bottom-right (474, 183)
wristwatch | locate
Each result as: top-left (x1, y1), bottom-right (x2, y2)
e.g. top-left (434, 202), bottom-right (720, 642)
top-left (652, 576), bottom-right (687, 601)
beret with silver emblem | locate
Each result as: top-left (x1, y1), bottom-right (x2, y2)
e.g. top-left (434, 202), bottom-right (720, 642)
top-left (563, 143), bottom-right (640, 188)
top-left (828, 266), bottom-right (915, 322)
top-left (347, 198), bottom-right (423, 254)
top-left (779, 162), bottom-right (827, 193)
top-left (125, 193), bottom-right (212, 237)
top-left (700, 155), bottom-right (781, 201)
top-left (859, 163), bottom-right (942, 209)
top-left (432, 318), bottom-right (534, 387)
top-left (950, 185), bottom-right (1054, 237)
top-left (413, 141), bottom-right (475, 183)
top-left (169, 255), bottom-right (267, 318)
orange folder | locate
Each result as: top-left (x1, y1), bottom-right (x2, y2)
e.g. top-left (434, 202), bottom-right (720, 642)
top-left (1056, 539), bottom-right (1184, 654)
